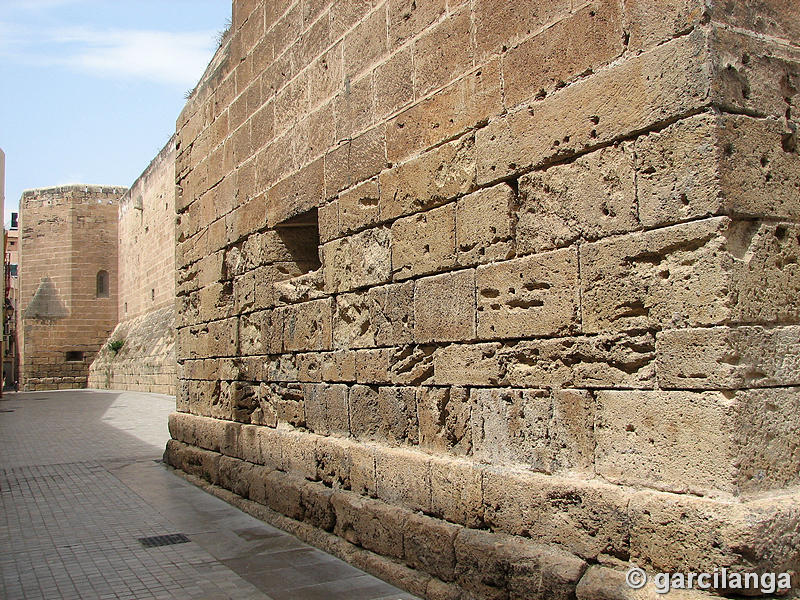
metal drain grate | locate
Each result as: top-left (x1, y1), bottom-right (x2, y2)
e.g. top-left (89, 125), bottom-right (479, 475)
top-left (137, 533), bottom-right (190, 548)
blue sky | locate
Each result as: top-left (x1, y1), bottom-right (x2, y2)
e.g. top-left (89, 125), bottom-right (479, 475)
top-left (0, 0), bottom-right (232, 225)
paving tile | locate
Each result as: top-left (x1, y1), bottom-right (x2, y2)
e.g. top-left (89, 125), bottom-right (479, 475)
top-left (0, 390), bottom-right (419, 600)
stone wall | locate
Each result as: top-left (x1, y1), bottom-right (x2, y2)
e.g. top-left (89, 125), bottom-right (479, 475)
top-left (19, 185), bottom-right (124, 390)
top-left (166, 1), bottom-right (800, 598)
top-left (88, 304), bottom-right (176, 395)
top-left (88, 138), bottom-right (177, 395)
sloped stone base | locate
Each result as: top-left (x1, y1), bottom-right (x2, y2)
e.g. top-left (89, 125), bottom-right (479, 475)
top-left (165, 412), bottom-right (800, 600)
top-left (89, 306), bottom-right (176, 395)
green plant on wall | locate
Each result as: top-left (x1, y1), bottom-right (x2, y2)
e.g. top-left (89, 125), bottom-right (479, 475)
top-left (107, 339), bottom-right (124, 354)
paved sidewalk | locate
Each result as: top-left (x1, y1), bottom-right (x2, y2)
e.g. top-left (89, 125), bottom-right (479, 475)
top-left (0, 390), bottom-right (416, 600)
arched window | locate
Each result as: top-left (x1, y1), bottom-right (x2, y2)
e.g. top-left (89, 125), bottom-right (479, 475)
top-left (96, 270), bottom-right (109, 298)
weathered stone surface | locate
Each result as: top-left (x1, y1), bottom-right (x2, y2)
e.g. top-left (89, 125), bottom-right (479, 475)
top-left (596, 388), bottom-right (800, 495)
top-left (337, 178), bottom-right (380, 235)
top-left (637, 113), bottom-right (800, 227)
top-left (712, 0), bottom-right (800, 46)
top-left (374, 46), bottom-right (414, 120)
top-left (354, 348), bottom-right (390, 383)
top-left (429, 455), bottom-right (483, 527)
top-left (348, 384), bottom-right (381, 440)
top-left (414, 270), bottom-right (476, 343)
top-left (473, 0), bottom-right (571, 60)
top-left (413, 8), bottom-right (472, 97)
top-left (454, 527), bottom-right (587, 600)
top-left (476, 248), bottom-right (579, 339)
top-left (385, 60), bottom-right (502, 162)
top-left (730, 221), bottom-right (800, 324)
top-left (332, 491), bottom-right (408, 559)
top-left (455, 183), bottom-right (514, 267)
top-left (656, 326), bottom-right (800, 389)
top-left (581, 218), bottom-right (800, 333)
top-left (322, 226), bottom-right (392, 293)
top-left (417, 386), bottom-right (473, 455)
top-left (388, 0), bottom-right (445, 48)
top-left (432, 343), bottom-right (502, 386)
top-left (622, 0), bottom-right (707, 53)
top-left (375, 446), bottom-right (432, 513)
top-left (388, 345), bottom-right (436, 385)
top-left (517, 144), bottom-right (637, 254)
top-left (476, 30), bottom-right (711, 183)
top-left (377, 386), bottom-right (418, 445)
top-left (379, 135), bottom-right (476, 221)
top-left (333, 281), bottom-right (414, 348)
top-left (482, 470), bottom-right (630, 561)
top-left (503, 0), bottom-right (624, 108)
top-left (391, 203), bottom-right (456, 279)
top-left (499, 332), bottom-right (656, 389)
top-left (472, 388), bottom-right (594, 474)
top-left (267, 158), bottom-right (324, 225)
top-left (710, 28), bottom-right (800, 120)
top-left (404, 512), bottom-right (459, 582)
top-left (281, 298), bottom-right (332, 351)
top-left (302, 383), bottom-right (349, 436)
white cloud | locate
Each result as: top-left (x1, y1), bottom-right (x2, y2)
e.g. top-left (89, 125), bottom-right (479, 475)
top-left (54, 27), bottom-right (217, 87)
top-left (1, 22), bottom-right (217, 88)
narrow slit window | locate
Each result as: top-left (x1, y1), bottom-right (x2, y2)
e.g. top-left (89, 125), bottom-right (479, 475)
top-left (273, 207), bottom-right (322, 273)
top-left (96, 270), bottom-right (109, 298)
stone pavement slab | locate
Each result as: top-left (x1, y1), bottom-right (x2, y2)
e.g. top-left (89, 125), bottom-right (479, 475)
top-left (0, 390), bottom-right (417, 600)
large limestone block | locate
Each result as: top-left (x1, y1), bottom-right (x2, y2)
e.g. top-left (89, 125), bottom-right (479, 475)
top-left (403, 511), bottom-right (460, 582)
top-left (455, 183), bottom-right (515, 267)
top-left (333, 281), bottom-right (414, 349)
top-left (656, 325), bottom-right (800, 389)
top-left (238, 309), bottom-right (283, 355)
top-left (580, 218), bottom-right (800, 333)
top-left (499, 332), bottom-right (655, 389)
top-left (412, 8), bottom-right (472, 97)
top-left (595, 388), bottom-right (800, 496)
top-left (337, 179), bottom-right (380, 235)
top-left (476, 30), bottom-right (711, 183)
top-left (385, 60), bottom-right (502, 163)
top-left (331, 492), bottom-right (408, 560)
top-left (414, 270), bottom-right (476, 343)
top-left (376, 446), bottom-right (432, 513)
top-left (432, 343), bottom-right (502, 386)
top-left (576, 564), bottom-right (719, 600)
top-left (391, 203), bottom-right (456, 279)
top-left (281, 298), bottom-right (332, 351)
top-left (267, 158), bottom-right (324, 226)
top-left (472, 388), bottom-right (594, 474)
top-left (454, 524), bottom-right (587, 600)
top-left (180, 317), bottom-right (239, 359)
top-left (517, 143), bottom-right (637, 254)
top-left (481, 469), bottom-right (631, 561)
top-left (710, 28), bottom-right (800, 120)
top-left (622, 0), bottom-right (708, 52)
top-left (379, 135), bottom-right (476, 221)
top-left (628, 488), bottom-right (800, 575)
top-left (503, 0), bottom-right (624, 108)
top-left (476, 247), bottom-right (579, 339)
top-left (636, 113), bottom-right (800, 227)
top-left (429, 455), bottom-right (483, 527)
top-left (321, 226), bottom-right (391, 293)
top-left (302, 383), bottom-right (349, 436)
top-left (712, 0), bottom-right (800, 45)
top-left (473, 0), bottom-right (571, 61)
top-left (417, 386), bottom-right (473, 456)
